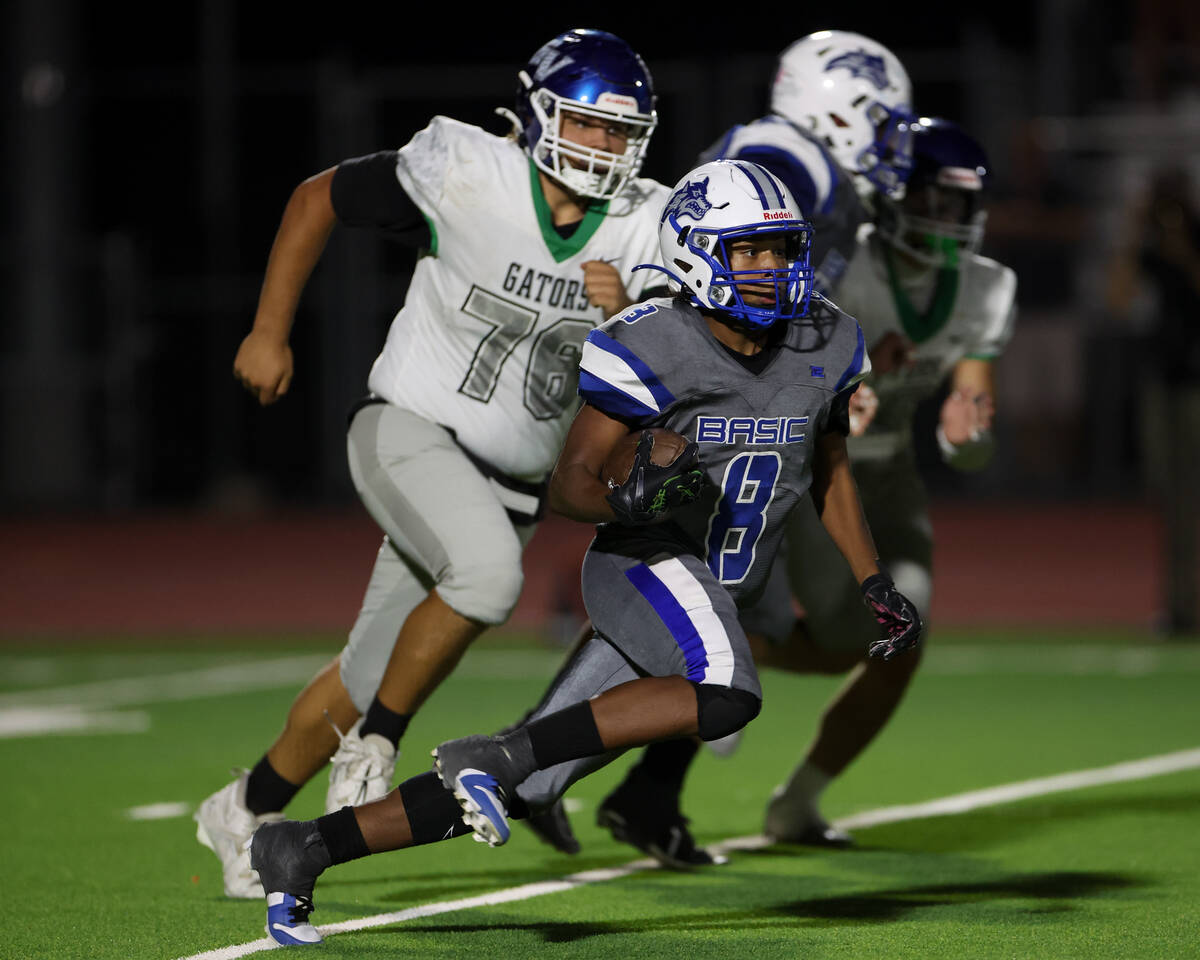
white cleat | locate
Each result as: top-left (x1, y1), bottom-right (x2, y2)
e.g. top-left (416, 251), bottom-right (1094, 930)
top-left (763, 787), bottom-right (854, 848)
top-left (704, 729), bottom-right (744, 757)
top-left (265, 891), bottom-right (323, 946)
top-left (325, 718), bottom-right (397, 813)
top-left (194, 772), bottom-right (284, 899)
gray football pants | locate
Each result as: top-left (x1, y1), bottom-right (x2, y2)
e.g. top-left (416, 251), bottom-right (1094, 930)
top-left (515, 547), bottom-right (763, 812)
top-left (339, 403), bottom-right (537, 713)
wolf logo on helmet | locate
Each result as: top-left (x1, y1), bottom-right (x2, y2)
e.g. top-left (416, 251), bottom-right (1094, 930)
top-left (662, 177), bottom-right (716, 224)
top-left (824, 50), bottom-right (890, 90)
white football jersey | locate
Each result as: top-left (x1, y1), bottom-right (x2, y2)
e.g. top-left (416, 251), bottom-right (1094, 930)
top-left (835, 226), bottom-right (1017, 463)
top-left (366, 116), bottom-right (670, 481)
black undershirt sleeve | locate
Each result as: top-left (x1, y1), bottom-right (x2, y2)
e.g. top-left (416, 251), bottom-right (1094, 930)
top-left (330, 150), bottom-right (432, 249)
top-left (825, 386), bottom-right (853, 437)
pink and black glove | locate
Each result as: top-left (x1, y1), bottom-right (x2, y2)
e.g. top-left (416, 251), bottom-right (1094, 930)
top-left (861, 573), bottom-right (923, 660)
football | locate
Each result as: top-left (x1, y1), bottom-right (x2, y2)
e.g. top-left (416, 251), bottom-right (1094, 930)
top-left (602, 428), bottom-right (691, 487)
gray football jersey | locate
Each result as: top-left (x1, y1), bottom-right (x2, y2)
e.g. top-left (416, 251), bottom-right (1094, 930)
top-left (577, 296), bottom-right (869, 605)
top-left (698, 117), bottom-right (867, 296)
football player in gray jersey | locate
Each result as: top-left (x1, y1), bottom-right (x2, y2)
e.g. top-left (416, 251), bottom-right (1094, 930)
top-left (566, 29), bottom-right (923, 863)
top-left (243, 159), bottom-right (921, 947)
top-left (193, 28), bottom-right (671, 907)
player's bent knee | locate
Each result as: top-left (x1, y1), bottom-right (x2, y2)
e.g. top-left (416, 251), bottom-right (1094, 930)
top-left (438, 556), bottom-right (525, 625)
top-left (692, 682), bottom-right (761, 741)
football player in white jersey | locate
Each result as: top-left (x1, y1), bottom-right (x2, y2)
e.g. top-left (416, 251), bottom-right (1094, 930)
top-left (193, 28), bottom-right (671, 900)
top-left (757, 116), bottom-right (1015, 846)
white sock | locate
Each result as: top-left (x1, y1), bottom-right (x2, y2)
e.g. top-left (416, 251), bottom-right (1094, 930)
top-left (778, 762), bottom-right (833, 814)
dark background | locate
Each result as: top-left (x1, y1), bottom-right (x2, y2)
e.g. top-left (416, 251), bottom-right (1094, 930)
top-left (3, 1), bottom-right (1197, 513)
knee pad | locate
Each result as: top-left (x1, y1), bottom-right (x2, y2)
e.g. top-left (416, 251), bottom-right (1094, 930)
top-left (692, 682), bottom-right (761, 741)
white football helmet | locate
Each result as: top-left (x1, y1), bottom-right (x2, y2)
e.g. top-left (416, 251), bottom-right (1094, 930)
top-left (635, 159), bottom-right (814, 329)
top-left (508, 29), bottom-right (658, 200)
top-left (770, 30), bottom-right (917, 197)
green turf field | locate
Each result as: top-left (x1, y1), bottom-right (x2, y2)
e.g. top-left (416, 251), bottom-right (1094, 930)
top-left (2, 631), bottom-right (1198, 960)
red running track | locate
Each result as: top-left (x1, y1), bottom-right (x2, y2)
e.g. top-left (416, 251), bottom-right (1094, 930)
top-left (0, 501), bottom-right (1181, 639)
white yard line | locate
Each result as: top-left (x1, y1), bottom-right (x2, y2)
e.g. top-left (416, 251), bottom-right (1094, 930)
top-left (175, 745), bottom-right (1200, 960)
top-left (0, 655), bottom-right (333, 710)
top-left (0, 706), bottom-right (150, 738)
top-left (2, 644), bottom-right (1196, 717)
top-left (0, 650), bottom-right (566, 713)
top-left (126, 802), bottom-right (193, 821)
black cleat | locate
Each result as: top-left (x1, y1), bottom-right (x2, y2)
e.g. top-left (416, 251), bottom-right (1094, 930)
top-left (249, 820), bottom-right (332, 946)
top-left (596, 792), bottom-right (728, 870)
top-left (523, 799), bottom-right (582, 855)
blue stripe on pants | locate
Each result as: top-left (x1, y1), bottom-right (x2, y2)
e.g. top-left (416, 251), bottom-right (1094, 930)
top-left (624, 562), bottom-right (709, 682)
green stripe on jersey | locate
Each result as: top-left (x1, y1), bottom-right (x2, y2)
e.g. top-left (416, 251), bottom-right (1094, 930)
top-left (422, 212), bottom-right (438, 257)
top-left (529, 161), bottom-right (610, 263)
top-left (884, 245), bottom-right (960, 344)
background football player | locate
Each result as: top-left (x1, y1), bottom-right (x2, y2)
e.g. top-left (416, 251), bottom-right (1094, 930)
top-left (760, 116), bottom-right (1015, 843)
top-left (193, 28), bottom-right (671, 900)
top-left (243, 158), bottom-right (921, 947)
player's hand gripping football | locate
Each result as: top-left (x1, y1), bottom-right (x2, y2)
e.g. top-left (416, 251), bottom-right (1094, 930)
top-left (860, 573), bottom-right (923, 660)
top-left (605, 432), bottom-right (709, 524)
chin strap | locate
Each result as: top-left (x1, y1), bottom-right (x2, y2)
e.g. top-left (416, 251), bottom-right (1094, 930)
top-left (494, 107), bottom-right (522, 138)
top-left (630, 261), bottom-right (686, 288)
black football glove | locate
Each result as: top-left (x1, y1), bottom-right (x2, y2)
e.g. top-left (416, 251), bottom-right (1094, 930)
top-left (605, 432), bottom-right (709, 524)
top-left (861, 573), bottom-right (923, 660)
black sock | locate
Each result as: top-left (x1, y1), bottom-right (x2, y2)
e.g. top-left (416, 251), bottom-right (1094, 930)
top-left (398, 771), bottom-right (473, 846)
top-left (621, 738), bottom-right (700, 804)
top-left (245, 756), bottom-right (301, 816)
top-left (524, 701), bottom-right (606, 769)
top-left (359, 696), bottom-right (412, 749)
top-left (315, 806), bottom-right (371, 865)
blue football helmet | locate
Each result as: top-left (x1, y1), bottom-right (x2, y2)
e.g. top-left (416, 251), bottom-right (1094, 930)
top-left (636, 159), bottom-right (815, 330)
top-left (508, 28), bottom-right (657, 200)
top-left (877, 117), bottom-right (990, 266)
